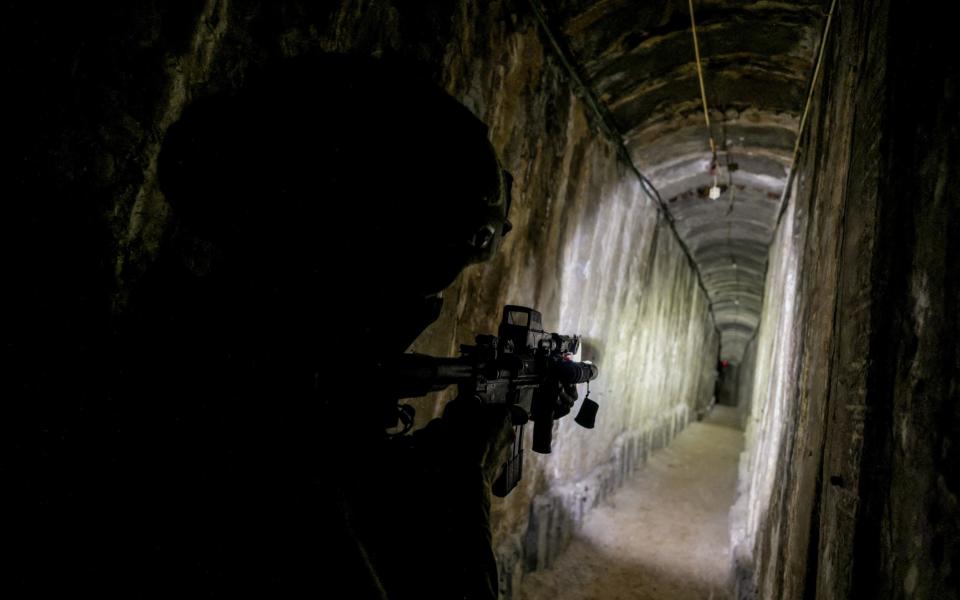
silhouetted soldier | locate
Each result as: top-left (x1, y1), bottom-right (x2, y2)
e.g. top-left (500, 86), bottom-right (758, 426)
top-left (89, 55), bottom-right (514, 597)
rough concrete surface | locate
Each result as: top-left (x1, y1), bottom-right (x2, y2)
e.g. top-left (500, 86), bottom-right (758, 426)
top-left (517, 406), bottom-right (743, 600)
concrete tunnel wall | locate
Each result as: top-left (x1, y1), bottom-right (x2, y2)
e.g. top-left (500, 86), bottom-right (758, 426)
top-left (729, 178), bottom-right (802, 593)
top-left (729, 0), bottom-right (960, 598)
top-left (24, 1), bottom-right (720, 593)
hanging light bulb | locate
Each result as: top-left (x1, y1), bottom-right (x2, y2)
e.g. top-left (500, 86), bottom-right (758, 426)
top-left (709, 173), bottom-right (722, 199)
top-left (708, 156), bottom-right (722, 199)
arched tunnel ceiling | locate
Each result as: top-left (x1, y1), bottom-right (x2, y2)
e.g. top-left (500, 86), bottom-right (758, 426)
top-left (545, 0), bottom-right (829, 362)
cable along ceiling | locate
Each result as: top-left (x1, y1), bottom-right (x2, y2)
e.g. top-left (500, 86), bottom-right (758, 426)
top-left (546, 0), bottom-right (833, 362)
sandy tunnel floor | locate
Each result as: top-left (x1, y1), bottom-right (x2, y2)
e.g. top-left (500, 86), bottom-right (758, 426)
top-left (517, 406), bottom-right (744, 600)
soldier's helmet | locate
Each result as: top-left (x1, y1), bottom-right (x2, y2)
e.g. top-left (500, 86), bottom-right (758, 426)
top-left (158, 54), bottom-right (512, 306)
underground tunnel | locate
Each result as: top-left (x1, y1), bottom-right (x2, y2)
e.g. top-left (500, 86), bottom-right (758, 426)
top-left (8, 1), bottom-right (959, 598)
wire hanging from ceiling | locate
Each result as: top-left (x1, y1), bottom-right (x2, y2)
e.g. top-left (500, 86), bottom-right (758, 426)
top-left (688, 0), bottom-right (721, 200)
top-left (773, 0), bottom-right (838, 228)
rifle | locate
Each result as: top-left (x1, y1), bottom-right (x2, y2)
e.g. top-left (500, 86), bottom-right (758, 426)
top-left (382, 305), bottom-right (599, 496)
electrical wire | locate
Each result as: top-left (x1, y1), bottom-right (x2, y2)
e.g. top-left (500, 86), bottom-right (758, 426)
top-left (526, 0), bottom-right (721, 335)
top-left (744, 0), bottom-right (839, 353)
top-left (688, 0), bottom-right (718, 163)
top-left (774, 0), bottom-right (838, 227)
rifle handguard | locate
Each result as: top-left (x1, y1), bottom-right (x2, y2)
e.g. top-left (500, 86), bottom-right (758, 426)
top-left (554, 360), bottom-right (599, 385)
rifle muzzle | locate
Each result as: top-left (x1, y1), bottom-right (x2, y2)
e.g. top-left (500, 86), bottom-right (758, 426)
top-left (555, 360), bottom-right (599, 385)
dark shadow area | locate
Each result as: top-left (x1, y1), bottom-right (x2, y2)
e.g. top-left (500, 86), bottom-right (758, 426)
top-left (10, 49), bottom-right (515, 598)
